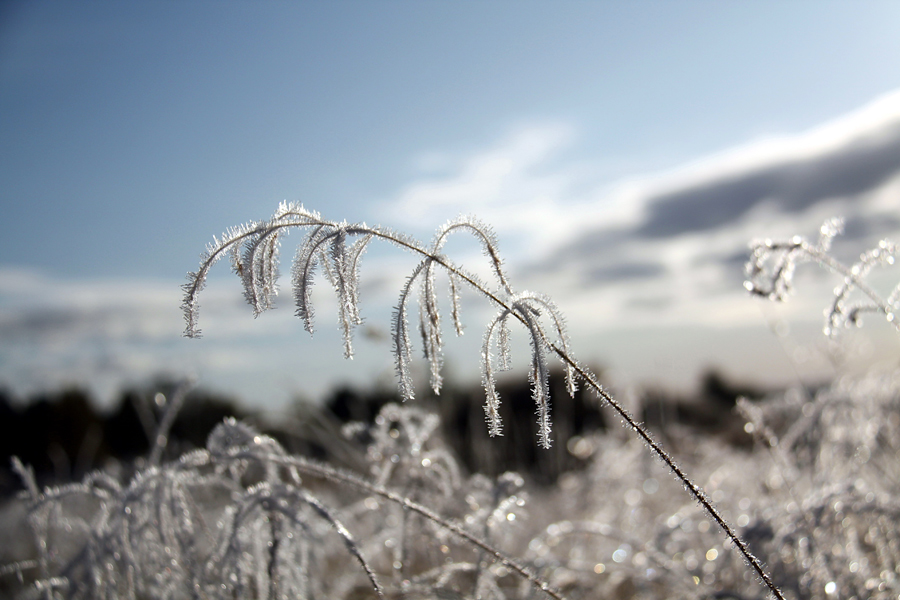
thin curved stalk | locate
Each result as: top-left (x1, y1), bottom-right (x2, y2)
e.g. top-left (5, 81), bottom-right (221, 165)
top-left (548, 350), bottom-right (784, 600)
top-left (184, 205), bottom-right (786, 600)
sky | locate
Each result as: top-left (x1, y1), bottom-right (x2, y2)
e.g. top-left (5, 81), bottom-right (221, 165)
top-left (2, 1), bottom-right (900, 411)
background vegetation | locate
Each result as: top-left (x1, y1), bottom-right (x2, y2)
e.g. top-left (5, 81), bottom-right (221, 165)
top-left (3, 211), bottom-right (898, 599)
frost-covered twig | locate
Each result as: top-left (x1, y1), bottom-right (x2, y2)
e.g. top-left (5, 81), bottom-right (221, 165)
top-left (745, 217), bottom-right (900, 337)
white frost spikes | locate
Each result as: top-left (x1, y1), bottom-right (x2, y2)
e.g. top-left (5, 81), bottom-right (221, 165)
top-left (183, 205), bottom-right (575, 447)
top-left (479, 292), bottom-right (578, 449)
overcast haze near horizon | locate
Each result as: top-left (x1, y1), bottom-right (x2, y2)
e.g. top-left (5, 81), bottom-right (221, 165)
top-left (3, 2), bottom-right (900, 411)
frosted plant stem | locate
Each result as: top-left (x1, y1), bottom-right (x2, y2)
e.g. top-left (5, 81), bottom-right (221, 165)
top-left (746, 221), bottom-right (900, 337)
top-left (184, 205), bottom-right (786, 599)
top-left (548, 348), bottom-right (785, 600)
top-left (805, 248), bottom-right (892, 314)
top-left (148, 379), bottom-right (195, 467)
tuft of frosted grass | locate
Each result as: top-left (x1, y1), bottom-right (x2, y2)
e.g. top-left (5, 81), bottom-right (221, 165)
top-left (182, 203), bottom-right (573, 446)
top-left (7, 372), bottom-right (900, 599)
top-left (179, 203), bottom-right (785, 599)
top-left (5, 404), bottom-right (571, 600)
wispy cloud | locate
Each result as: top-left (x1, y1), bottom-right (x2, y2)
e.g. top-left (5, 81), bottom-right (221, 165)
top-left (382, 123), bottom-right (586, 259)
top-left (383, 89), bottom-right (900, 300)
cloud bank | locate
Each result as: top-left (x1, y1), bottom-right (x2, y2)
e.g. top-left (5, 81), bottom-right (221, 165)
top-left (633, 91), bottom-right (900, 239)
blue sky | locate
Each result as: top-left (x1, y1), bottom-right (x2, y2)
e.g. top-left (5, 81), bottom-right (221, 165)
top-left (3, 2), bottom-right (900, 410)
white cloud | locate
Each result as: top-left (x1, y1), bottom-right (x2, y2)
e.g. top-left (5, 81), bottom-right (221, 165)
top-left (637, 88), bottom-right (900, 198)
top-left (617, 90), bottom-right (900, 238)
top-left (381, 123), bottom-right (586, 259)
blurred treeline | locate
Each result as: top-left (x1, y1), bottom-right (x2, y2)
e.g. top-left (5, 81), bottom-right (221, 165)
top-left (0, 369), bottom-right (766, 496)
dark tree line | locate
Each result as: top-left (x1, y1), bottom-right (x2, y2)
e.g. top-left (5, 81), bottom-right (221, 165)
top-left (0, 368), bottom-right (765, 495)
